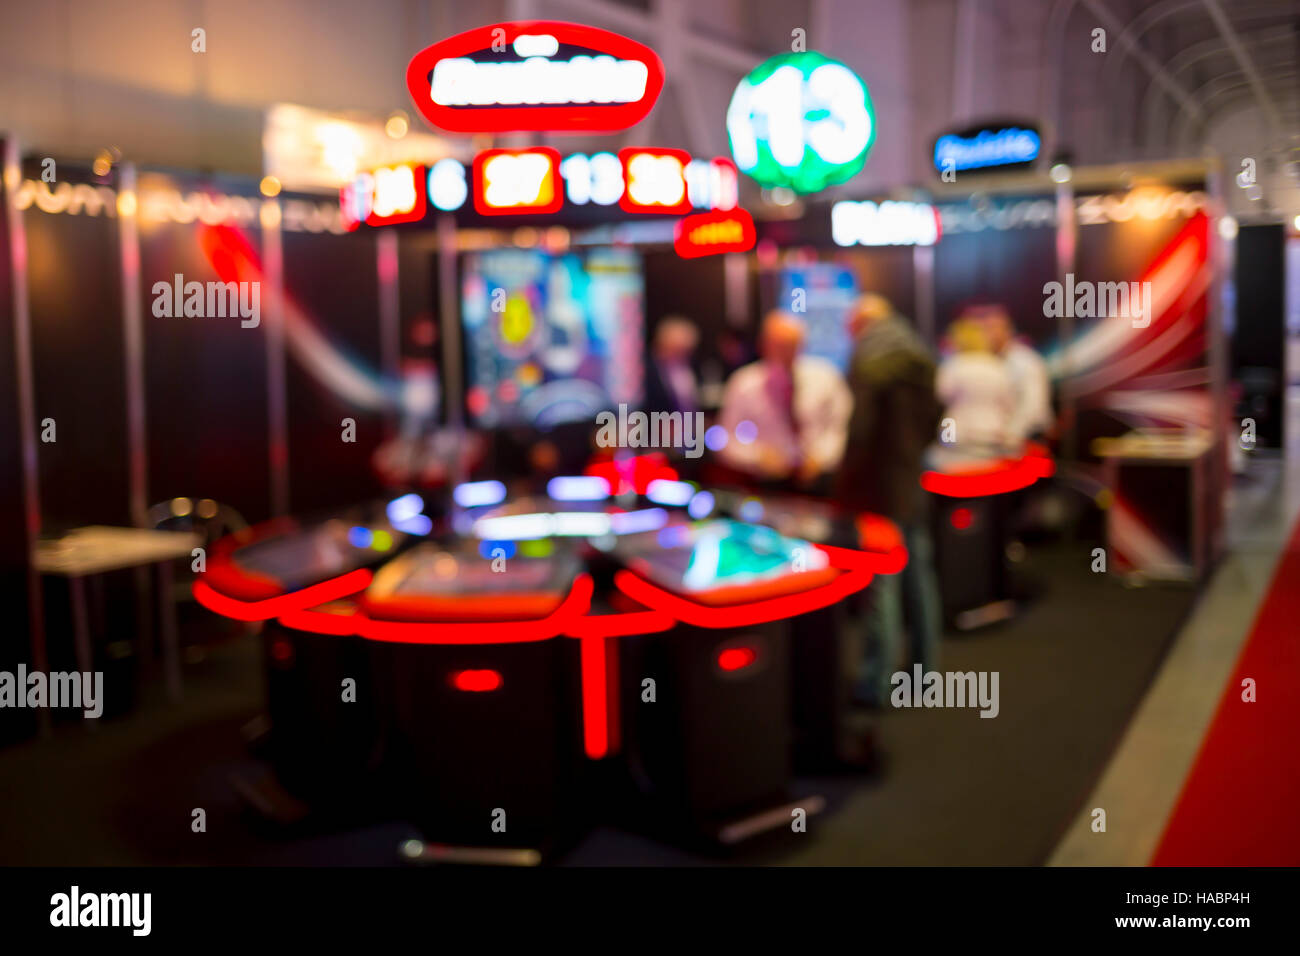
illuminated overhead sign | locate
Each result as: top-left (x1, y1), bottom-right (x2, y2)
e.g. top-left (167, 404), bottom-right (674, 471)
top-left (726, 50), bottom-right (875, 194)
top-left (832, 200), bottom-right (940, 247)
top-left (674, 208), bottom-right (756, 258)
top-left (932, 122), bottom-right (1041, 174)
top-left (473, 147), bottom-right (563, 215)
top-left (341, 150), bottom-right (737, 223)
top-left (340, 163), bottom-right (427, 229)
top-left (620, 148), bottom-right (692, 214)
top-left (406, 21), bottom-right (665, 133)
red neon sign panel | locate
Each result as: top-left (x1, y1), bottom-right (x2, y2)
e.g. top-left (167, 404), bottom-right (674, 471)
top-left (618, 148), bottom-right (693, 214)
top-left (406, 21), bottom-right (665, 134)
top-left (674, 208), bottom-right (757, 258)
top-left (340, 163), bottom-right (428, 230)
top-left (473, 147), bottom-right (563, 216)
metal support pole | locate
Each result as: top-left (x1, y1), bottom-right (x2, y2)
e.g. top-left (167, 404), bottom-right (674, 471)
top-left (262, 198), bottom-right (289, 517)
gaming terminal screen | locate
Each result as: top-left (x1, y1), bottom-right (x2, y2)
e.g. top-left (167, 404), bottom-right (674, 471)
top-left (461, 247), bottom-right (645, 428)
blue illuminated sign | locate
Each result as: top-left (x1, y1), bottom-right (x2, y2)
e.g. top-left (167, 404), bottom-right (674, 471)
top-left (933, 124), bottom-right (1041, 174)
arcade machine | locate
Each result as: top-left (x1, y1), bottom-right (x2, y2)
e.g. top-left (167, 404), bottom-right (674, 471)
top-left (354, 538), bottom-right (588, 863)
top-left (591, 515), bottom-right (878, 842)
top-left (921, 442), bottom-right (1054, 629)
top-left (193, 498), bottom-right (426, 813)
top-left (711, 490), bottom-right (906, 769)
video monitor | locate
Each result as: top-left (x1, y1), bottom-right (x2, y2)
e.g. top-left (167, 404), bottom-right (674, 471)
top-left (779, 264), bottom-right (858, 371)
top-left (461, 247), bottom-right (645, 428)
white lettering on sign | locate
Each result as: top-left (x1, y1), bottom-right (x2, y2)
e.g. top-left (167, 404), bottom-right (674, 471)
top-left (832, 200), bottom-right (940, 246)
top-left (428, 158), bottom-right (468, 211)
top-left (685, 160), bottom-right (738, 211)
top-left (728, 63), bottom-right (872, 174)
top-left (559, 152), bottom-right (623, 206)
top-left (431, 55), bottom-right (649, 107)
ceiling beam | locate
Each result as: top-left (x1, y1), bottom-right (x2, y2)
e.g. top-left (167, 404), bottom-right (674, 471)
top-left (1080, 0), bottom-right (1205, 124)
top-left (1200, 0), bottom-right (1285, 136)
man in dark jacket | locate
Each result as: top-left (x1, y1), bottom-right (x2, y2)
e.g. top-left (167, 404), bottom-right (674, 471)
top-left (642, 316), bottom-right (700, 416)
top-left (835, 294), bottom-right (944, 706)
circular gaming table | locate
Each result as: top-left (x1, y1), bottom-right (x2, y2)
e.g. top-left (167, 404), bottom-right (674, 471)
top-left (194, 474), bottom-right (906, 859)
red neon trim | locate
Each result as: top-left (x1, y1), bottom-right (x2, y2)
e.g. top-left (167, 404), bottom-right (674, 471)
top-left (192, 569), bottom-right (373, 622)
top-left (673, 208), bottom-right (756, 258)
top-left (199, 517), bottom-right (307, 600)
top-left (613, 566), bottom-right (873, 629)
top-left (565, 609), bottom-right (675, 638)
top-left (355, 574), bottom-right (593, 645)
top-left (580, 636), bottom-right (608, 759)
top-left (921, 448), bottom-right (1055, 498)
top-left (278, 607), bottom-right (360, 636)
top-left (406, 21), bottom-right (665, 133)
top-left (717, 646), bottom-right (757, 672)
top-left (451, 669), bottom-right (503, 692)
top-left (582, 453), bottom-right (678, 495)
top-left (815, 542), bottom-right (908, 576)
top-left (472, 147), bottom-right (564, 216)
top-left (618, 148), bottom-right (694, 215)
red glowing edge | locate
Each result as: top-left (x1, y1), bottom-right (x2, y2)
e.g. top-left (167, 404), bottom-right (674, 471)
top-left (565, 609), bottom-right (675, 638)
top-left (451, 669), bottom-right (503, 692)
top-left (192, 568), bottom-right (374, 622)
top-left (583, 452), bottom-right (678, 495)
top-left (406, 21), bottom-right (665, 133)
top-left (920, 446), bottom-right (1055, 498)
top-left (717, 646), bottom-right (757, 671)
top-left (815, 541), bottom-right (908, 576)
top-left (674, 207), bottom-right (756, 258)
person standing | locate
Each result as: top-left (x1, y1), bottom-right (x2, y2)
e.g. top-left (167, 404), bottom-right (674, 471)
top-left (979, 305), bottom-right (1052, 444)
top-left (643, 316), bottom-right (701, 416)
top-left (716, 311), bottom-right (851, 488)
top-left (835, 294), bottom-right (944, 706)
top-left (935, 316), bottom-right (1018, 451)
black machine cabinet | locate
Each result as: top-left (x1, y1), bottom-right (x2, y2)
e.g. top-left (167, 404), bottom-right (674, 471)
top-left (374, 636), bottom-right (581, 855)
top-left (618, 619), bottom-right (792, 831)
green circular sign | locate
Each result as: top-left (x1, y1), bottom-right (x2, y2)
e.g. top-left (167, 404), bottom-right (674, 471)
top-left (726, 51), bottom-right (876, 194)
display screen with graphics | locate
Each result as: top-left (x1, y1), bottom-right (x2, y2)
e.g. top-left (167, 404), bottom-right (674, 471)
top-left (462, 248), bottom-right (644, 427)
top-left (778, 264), bottom-right (858, 371)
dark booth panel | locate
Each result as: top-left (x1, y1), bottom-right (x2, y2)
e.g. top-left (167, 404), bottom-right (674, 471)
top-left (643, 250), bottom-right (728, 373)
top-left (25, 208), bottom-right (131, 531)
top-left (933, 222), bottom-right (1058, 347)
top-left (0, 141), bottom-right (38, 743)
top-left (849, 246), bottom-right (917, 322)
top-left (141, 223), bottom-right (271, 525)
top-left (282, 229), bottom-right (387, 513)
top-left (1231, 224), bottom-right (1285, 449)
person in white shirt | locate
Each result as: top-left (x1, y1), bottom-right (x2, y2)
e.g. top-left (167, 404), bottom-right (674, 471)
top-left (935, 317), bottom-right (1017, 452)
top-left (981, 306), bottom-right (1052, 442)
top-left (717, 311), bottom-right (852, 484)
